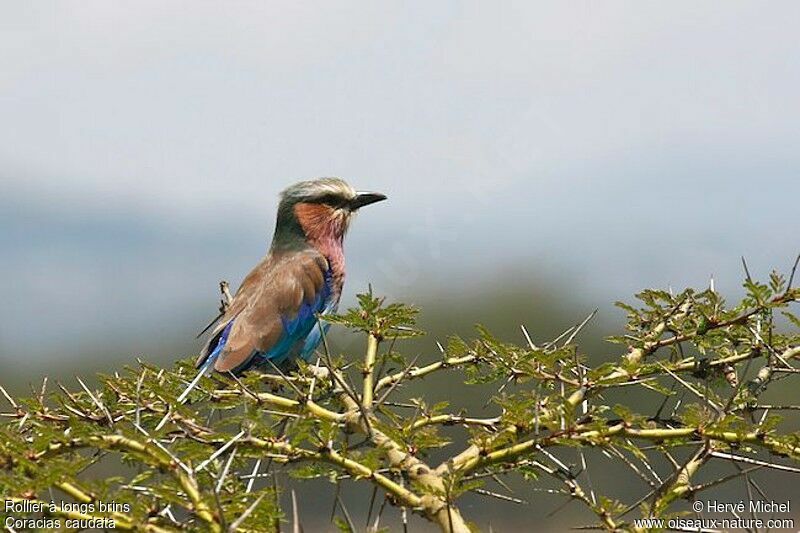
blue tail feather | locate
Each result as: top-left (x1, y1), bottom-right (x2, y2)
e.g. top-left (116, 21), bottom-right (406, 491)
top-left (178, 321), bottom-right (234, 403)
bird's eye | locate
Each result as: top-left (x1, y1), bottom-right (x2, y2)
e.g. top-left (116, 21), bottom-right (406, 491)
top-left (315, 193), bottom-right (347, 208)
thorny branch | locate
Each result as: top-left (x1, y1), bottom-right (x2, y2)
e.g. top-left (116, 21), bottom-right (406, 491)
top-left (2, 261), bottom-right (800, 531)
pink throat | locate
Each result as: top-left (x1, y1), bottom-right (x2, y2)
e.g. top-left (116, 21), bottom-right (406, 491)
top-left (294, 203), bottom-right (348, 286)
top-left (312, 230), bottom-right (345, 278)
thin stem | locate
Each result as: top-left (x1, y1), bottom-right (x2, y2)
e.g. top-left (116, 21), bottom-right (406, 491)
top-left (362, 334), bottom-right (380, 408)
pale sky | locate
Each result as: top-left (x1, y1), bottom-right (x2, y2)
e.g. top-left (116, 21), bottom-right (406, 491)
top-left (2, 2), bottom-right (799, 364)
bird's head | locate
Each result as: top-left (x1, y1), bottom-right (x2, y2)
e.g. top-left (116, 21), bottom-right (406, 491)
top-left (272, 177), bottom-right (386, 251)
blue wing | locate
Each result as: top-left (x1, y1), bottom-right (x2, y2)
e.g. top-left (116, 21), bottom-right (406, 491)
top-left (257, 267), bottom-right (334, 367)
top-left (181, 251), bottom-right (337, 402)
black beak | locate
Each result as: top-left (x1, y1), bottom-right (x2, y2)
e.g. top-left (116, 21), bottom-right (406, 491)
top-left (349, 191), bottom-right (387, 210)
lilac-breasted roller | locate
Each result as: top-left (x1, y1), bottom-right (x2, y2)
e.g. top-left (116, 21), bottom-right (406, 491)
top-left (179, 178), bottom-right (385, 401)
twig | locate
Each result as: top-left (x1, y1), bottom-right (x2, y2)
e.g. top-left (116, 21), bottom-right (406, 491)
top-left (196, 430), bottom-right (246, 473)
top-left (291, 490), bottom-right (302, 533)
top-left (362, 333), bottom-right (380, 408)
top-left (471, 488), bottom-right (527, 504)
top-left (76, 376), bottom-right (114, 426)
top-left (229, 493), bottom-right (265, 532)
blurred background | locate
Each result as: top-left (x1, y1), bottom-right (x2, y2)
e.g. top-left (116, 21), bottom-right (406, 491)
top-left (1, 2), bottom-right (799, 530)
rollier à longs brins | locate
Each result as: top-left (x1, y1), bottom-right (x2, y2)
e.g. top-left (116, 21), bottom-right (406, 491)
top-left (178, 178), bottom-right (386, 402)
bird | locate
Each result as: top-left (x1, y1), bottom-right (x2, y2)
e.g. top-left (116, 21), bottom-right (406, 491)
top-left (177, 178), bottom-right (386, 402)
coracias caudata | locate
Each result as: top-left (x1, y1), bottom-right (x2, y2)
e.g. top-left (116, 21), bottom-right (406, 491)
top-left (178, 178), bottom-right (386, 402)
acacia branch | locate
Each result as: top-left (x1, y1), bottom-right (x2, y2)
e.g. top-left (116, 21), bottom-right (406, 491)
top-left (337, 389), bottom-right (471, 532)
top-left (374, 354), bottom-right (478, 394)
top-left (236, 436), bottom-right (423, 509)
top-left (210, 388), bottom-right (345, 423)
top-left (32, 435), bottom-right (220, 532)
top-left (362, 333), bottom-right (380, 408)
top-left (648, 445), bottom-right (711, 520)
top-left (3, 270), bottom-right (798, 533)
top-left (404, 413), bottom-right (501, 432)
top-left (450, 421), bottom-right (800, 476)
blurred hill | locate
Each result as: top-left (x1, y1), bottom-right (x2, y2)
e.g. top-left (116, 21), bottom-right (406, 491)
top-left (2, 273), bottom-right (605, 393)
